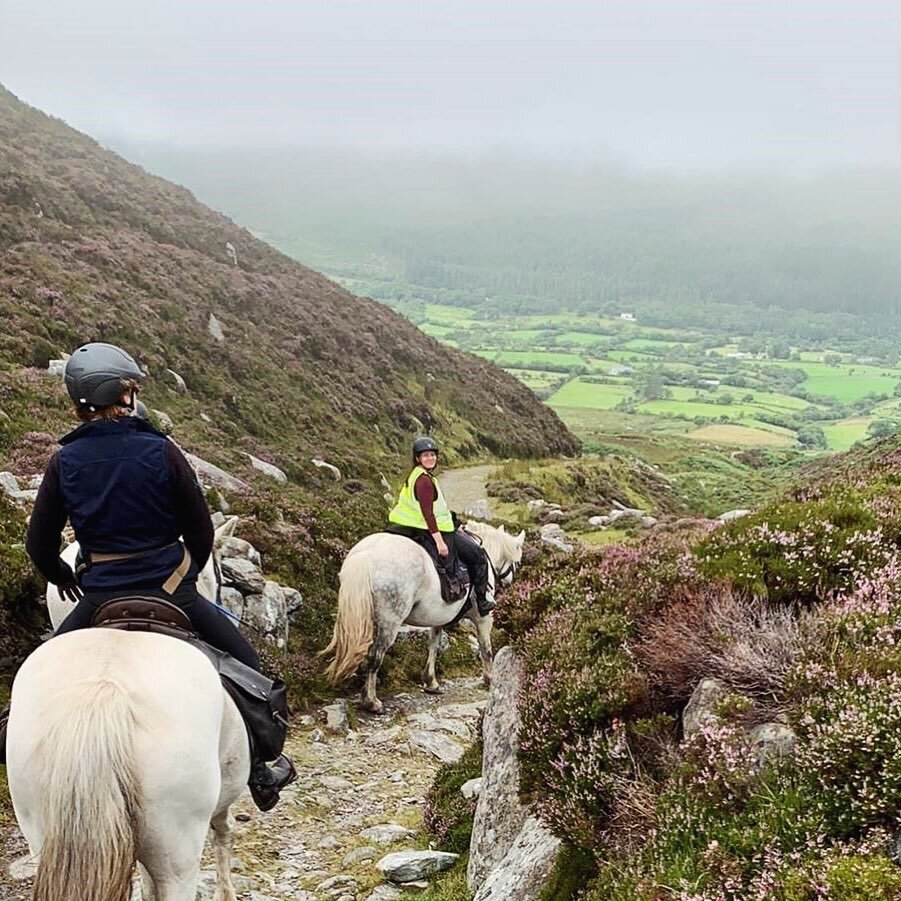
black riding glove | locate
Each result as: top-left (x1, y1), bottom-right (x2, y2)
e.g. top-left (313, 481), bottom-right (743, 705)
top-left (56, 561), bottom-right (84, 604)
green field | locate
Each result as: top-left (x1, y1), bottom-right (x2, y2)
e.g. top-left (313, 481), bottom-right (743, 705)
top-left (687, 423), bottom-right (796, 447)
top-left (821, 418), bottom-right (873, 451)
top-left (402, 303), bottom-right (901, 452)
top-left (547, 379), bottom-right (632, 409)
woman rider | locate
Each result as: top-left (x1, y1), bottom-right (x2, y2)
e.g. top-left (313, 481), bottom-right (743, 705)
top-left (8, 342), bottom-right (295, 809)
top-left (388, 436), bottom-right (493, 617)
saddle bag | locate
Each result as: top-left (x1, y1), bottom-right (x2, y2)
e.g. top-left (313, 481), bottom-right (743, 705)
top-left (192, 642), bottom-right (290, 762)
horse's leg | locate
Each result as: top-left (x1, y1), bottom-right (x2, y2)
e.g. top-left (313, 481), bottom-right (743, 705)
top-left (210, 809), bottom-right (238, 901)
top-left (473, 611), bottom-right (495, 686)
top-left (362, 620), bottom-right (401, 714)
top-left (421, 627), bottom-right (443, 694)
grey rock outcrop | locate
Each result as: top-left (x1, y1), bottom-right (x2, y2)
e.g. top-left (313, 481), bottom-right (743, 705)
top-left (243, 581), bottom-right (288, 648)
top-left (748, 722), bottom-right (797, 766)
top-left (468, 647), bottom-right (561, 897)
top-left (324, 700), bottom-right (350, 735)
top-left (539, 522), bottom-right (573, 553)
top-left (377, 850), bottom-right (458, 883)
top-left (243, 452), bottom-right (287, 483)
top-left (460, 778), bottom-right (482, 800)
top-left (165, 368), bottom-right (187, 395)
top-left (47, 358), bottom-right (68, 377)
top-left (208, 312), bottom-right (226, 342)
top-left (360, 824), bottom-right (415, 845)
top-left (220, 557), bottom-right (266, 594)
top-left (409, 729), bottom-right (465, 764)
top-left (218, 535), bottom-right (263, 567)
top-left (312, 457), bottom-right (342, 480)
top-left (473, 817), bottom-right (561, 901)
top-left (185, 452), bottom-right (250, 493)
top-left (718, 508), bottom-right (751, 523)
top-left (682, 678), bottom-right (729, 738)
top-left (152, 409), bottom-right (174, 434)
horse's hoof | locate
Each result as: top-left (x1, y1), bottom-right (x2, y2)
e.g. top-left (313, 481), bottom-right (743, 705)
top-left (422, 683), bottom-right (442, 695)
top-left (362, 699), bottom-right (384, 714)
top-left (482, 675), bottom-right (492, 688)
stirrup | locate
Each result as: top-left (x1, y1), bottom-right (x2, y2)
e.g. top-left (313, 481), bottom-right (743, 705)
top-left (249, 755), bottom-right (297, 811)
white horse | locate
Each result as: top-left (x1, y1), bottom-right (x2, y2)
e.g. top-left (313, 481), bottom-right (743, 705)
top-left (9, 515), bottom-right (249, 901)
top-left (323, 522), bottom-right (524, 713)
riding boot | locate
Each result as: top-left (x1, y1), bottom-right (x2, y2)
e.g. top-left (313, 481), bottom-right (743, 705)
top-left (248, 753), bottom-right (297, 811)
top-left (475, 588), bottom-right (495, 618)
top-left (0, 704), bottom-right (9, 766)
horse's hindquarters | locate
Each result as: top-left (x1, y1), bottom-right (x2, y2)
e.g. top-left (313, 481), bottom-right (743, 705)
top-left (7, 630), bottom-right (245, 898)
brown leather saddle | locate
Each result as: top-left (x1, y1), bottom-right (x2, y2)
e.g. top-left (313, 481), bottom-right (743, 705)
top-left (91, 595), bottom-right (195, 640)
top-left (88, 595), bottom-right (289, 762)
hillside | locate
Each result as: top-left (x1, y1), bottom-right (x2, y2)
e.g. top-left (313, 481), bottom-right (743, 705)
top-left (427, 432), bottom-right (901, 899)
top-left (0, 85), bottom-right (578, 490)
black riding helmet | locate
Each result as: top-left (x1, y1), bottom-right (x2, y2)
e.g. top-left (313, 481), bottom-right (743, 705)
top-left (64, 343), bottom-right (144, 412)
top-left (412, 435), bottom-right (439, 466)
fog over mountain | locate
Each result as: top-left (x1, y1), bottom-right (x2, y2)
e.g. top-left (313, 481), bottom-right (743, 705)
top-left (3, 0), bottom-right (899, 170)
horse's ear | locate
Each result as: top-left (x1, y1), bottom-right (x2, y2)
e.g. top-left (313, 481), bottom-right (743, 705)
top-left (498, 524), bottom-right (506, 533)
top-left (515, 530), bottom-right (525, 548)
top-left (214, 515), bottom-right (239, 543)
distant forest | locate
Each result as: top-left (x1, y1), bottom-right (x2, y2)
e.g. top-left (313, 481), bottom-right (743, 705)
top-left (118, 146), bottom-right (901, 341)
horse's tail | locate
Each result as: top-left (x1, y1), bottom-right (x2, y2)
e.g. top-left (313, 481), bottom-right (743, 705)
top-left (321, 551), bottom-right (374, 683)
top-left (33, 679), bottom-right (140, 901)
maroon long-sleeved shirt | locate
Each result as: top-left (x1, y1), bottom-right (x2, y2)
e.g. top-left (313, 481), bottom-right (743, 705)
top-left (413, 472), bottom-right (440, 533)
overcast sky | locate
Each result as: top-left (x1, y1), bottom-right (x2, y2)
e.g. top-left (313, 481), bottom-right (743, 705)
top-left (2, 0), bottom-right (899, 169)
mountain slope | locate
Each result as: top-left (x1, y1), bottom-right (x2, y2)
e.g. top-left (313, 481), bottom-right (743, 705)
top-left (0, 85), bottom-right (578, 483)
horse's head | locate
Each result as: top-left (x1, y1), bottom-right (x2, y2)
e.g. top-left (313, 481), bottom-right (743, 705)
top-left (197, 515), bottom-right (240, 602)
top-left (465, 521), bottom-right (525, 587)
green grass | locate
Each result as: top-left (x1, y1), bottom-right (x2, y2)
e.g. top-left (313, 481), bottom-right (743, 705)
top-left (821, 417), bottom-right (873, 451)
top-left (757, 361), bottom-right (901, 403)
top-left (475, 350), bottom-right (587, 369)
top-left (547, 379), bottom-right (633, 409)
top-left (621, 338), bottom-right (691, 351)
top-left (424, 303), bottom-right (478, 324)
top-left (686, 423), bottom-right (796, 447)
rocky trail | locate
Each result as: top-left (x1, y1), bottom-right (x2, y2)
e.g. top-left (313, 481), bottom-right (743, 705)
top-left (0, 673), bottom-right (488, 901)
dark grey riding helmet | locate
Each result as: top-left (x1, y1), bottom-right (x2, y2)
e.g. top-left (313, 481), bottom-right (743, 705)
top-left (413, 435), bottom-right (440, 465)
top-left (65, 343), bottom-right (144, 411)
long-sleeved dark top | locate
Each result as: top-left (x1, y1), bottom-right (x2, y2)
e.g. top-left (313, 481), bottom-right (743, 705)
top-left (413, 472), bottom-right (440, 534)
top-left (26, 440), bottom-right (213, 587)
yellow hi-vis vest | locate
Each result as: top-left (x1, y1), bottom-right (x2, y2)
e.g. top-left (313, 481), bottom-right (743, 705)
top-left (388, 466), bottom-right (455, 533)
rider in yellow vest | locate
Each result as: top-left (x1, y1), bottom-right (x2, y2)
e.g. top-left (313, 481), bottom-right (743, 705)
top-left (388, 437), bottom-right (493, 616)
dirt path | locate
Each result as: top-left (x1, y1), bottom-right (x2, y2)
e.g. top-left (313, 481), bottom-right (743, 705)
top-left (1, 670), bottom-right (487, 901)
top-left (440, 464), bottom-right (496, 514)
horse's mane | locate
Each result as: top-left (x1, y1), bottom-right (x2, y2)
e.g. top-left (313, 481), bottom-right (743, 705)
top-left (464, 521), bottom-right (522, 563)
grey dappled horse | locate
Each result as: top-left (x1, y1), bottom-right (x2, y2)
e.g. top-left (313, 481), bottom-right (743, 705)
top-left (323, 522), bottom-right (524, 712)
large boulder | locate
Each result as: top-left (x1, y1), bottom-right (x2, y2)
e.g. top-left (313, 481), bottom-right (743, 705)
top-left (243, 581), bottom-right (288, 647)
top-left (468, 647), bottom-right (561, 897)
top-left (243, 453), bottom-right (287, 483)
top-left (377, 851), bottom-right (458, 883)
top-left (473, 817), bottom-right (561, 901)
top-left (220, 556), bottom-right (266, 594)
top-left (185, 453), bottom-right (250, 493)
top-left (466, 498), bottom-right (492, 521)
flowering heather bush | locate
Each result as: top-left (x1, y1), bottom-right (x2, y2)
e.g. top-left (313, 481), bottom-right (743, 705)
top-left (696, 495), bottom-right (893, 604)
top-left (794, 671), bottom-right (901, 837)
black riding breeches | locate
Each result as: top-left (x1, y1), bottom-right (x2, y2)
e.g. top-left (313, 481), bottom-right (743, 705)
top-left (454, 529), bottom-right (490, 598)
top-left (54, 582), bottom-right (262, 672)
